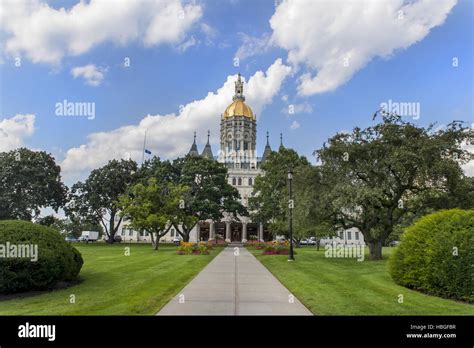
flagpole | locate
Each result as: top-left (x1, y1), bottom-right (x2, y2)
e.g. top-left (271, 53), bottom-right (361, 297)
top-left (141, 129), bottom-right (147, 166)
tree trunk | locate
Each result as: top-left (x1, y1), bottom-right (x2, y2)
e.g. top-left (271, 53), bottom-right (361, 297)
top-left (154, 237), bottom-right (160, 251)
top-left (107, 234), bottom-right (113, 244)
top-left (368, 240), bottom-right (383, 260)
top-left (150, 231), bottom-right (156, 249)
top-left (316, 240), bottom-right (320, 251)
top-left (108, 214), bottom-right (115, 244)
top-left (183, 234), bottom-right (189, 242)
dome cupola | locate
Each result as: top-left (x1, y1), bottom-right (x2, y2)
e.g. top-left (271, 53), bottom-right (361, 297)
top-left (223, 73), bottom-right (255, 120)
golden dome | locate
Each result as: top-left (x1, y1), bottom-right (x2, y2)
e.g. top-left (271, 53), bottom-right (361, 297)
top-left (223, 99), bottom-right (254, 119)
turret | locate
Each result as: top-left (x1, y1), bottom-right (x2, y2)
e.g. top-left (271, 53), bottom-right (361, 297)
top-left (187, 131), bottom-right (200, 157)
top-left (279, 132), bottom-right (285, 151)
top-left (201, 130), bottom-right (214, 159)
top-left (261, 131), bottom-right (273, 164)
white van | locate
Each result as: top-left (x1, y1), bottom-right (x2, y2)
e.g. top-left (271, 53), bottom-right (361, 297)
top-left (78, 231), bottom-right (99, 243)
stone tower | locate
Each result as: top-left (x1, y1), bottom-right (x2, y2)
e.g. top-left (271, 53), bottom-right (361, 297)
top-left (219, 73), bottom-right (257, 169)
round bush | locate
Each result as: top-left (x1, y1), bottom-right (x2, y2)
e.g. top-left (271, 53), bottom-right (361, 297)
top-left (388, 209), bottom-right (473, 303)
top-left (0, 220), bottom-right (84, 294)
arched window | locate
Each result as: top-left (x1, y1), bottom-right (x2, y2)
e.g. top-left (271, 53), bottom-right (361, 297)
top-left (232, 177), bottom-right (236, 185)
top-left (248, 178), bottom-right (253, 186)
top-left (238, 178), bottom-right (242, 186)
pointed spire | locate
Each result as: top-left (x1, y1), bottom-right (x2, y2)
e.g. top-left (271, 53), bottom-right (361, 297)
top-left (261, 130), bottom-right (273, 164)
top-left (201, 129), bottom-right (214, 159)
top-left (188, 131), bottom-right (199, 156)
top-left (279, 132), bottom-right (285, 151)
top-left (233, 72), bottom-right (245, 101)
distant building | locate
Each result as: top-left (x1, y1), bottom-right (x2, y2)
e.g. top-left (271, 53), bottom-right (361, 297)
top-left (185, 73), bottom-right (274, 243)
top-left (117, 73), bottom-right (274, 243)
top-left (320, 227), bottom-right (365, 246)
top-left (116, 74), bottom-right (363, 245)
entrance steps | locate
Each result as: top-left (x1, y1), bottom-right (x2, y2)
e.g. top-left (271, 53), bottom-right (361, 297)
top-left (228, 242), bottom-right (244, 247)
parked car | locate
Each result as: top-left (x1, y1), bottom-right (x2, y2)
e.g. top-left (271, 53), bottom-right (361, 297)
top-left (389, 240), bottom-right (400, 247)
top-left (307, 238), bottom-right (316, 245)
top-left (172, 237), bottom-right (182, 245)
top-left (65, 236), bottom-right (78, 242)
top-left (78, 231), bottom-right (99, 243)
top-left (114, 235), bottom-right (122, 243)
top-left (300, 239), bottom-right (308, 245)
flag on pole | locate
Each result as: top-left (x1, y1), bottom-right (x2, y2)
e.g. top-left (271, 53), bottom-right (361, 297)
top-left (144, 149), bottom-right (152, 155)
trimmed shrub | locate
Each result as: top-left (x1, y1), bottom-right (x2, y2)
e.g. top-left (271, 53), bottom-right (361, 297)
top-left (0, 220), bottom-right (84, 294)
top-left (388, 209), bottom-right (474, 303)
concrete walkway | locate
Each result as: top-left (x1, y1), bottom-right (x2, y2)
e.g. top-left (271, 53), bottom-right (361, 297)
top-left (157, 247), bottom-right (312, 315)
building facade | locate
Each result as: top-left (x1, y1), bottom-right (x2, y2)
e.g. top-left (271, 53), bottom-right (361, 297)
top-left (116, 73), bottom-right (364, 246)
top-left (187, 73), bottom-right (272, 243)
top-left (116, 73), bottom-right (273, 243)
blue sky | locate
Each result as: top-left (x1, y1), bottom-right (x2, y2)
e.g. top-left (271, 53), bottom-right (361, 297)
top-left (0, 0), bottom-right (472, 184)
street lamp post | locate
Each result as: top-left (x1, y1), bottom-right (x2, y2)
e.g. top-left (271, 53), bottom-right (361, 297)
top-left (288, 169), bottom-right (294, 261)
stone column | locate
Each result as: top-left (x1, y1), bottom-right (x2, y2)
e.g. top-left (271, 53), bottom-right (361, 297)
top-left (195, 223), bottom-right (201, 242)
top-left (242, 223), bottom-right (247, 243)
top-left (259, 223), bottom-right (264, 242)
top-left (209, 221), bottom-right (215, 241)
top-left (225, 222), bottom-right (231, 243)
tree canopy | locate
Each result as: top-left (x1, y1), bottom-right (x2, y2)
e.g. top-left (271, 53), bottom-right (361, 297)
top-left (66, 159), bottom-right (138, 243)
top-left (317, 113), bottom-right (473, 259)
top-left (248, 147), bottom-right (310, 239)
top-left (170, 155), bottom-right (246, 242)
top-left (0, 148), bottom-right (67, 220)
top-left (119, 177), bottom-right (187, 249)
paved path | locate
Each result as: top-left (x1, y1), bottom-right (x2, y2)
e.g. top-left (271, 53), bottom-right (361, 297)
top-left (157, 247), bottom-right (312, 315)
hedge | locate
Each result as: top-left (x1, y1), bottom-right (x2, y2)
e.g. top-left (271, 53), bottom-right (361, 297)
top-left (388, 209), bottom-right (473, 303)
top-left (0, 220), bottom-right (84, 294)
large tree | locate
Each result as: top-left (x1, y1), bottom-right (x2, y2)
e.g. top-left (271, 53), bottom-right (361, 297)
top-left (66, 159), bottom-right (137, 244)
top-left (248, 147), bottom-right (310, 239)
top-left (292, 165), bottom-right (337, 249)
top-left (0, 148), bottom-right (67, 220)
top-left (119, 177), bottom-right (187, 250)
top-left (135, 156), bottom-right (179, 185)
top-left (170, 155), bottom-right (246, 242)
top-left (317, 113), bottom-right (473, 260)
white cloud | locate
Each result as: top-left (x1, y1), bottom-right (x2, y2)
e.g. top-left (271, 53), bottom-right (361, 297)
top-left (1, 0), bottom-right (202, 65)
top-left (235, 32), bottom-right (271, 60)
top-left (0, 114), bottom-right (35, 152)
top-left (200, 23), bottom-right (218, 46)
top-left (268, 0), bottom-right (457, 95)
top-left (176, 36), bottom-right (199, 53)
top-left (71, 64), bottom-right (107, 86)
top-left (201, 23), bottom-right (217, 38)
top-left (61, 59), bottom-right (292, 183)
top-left (290, 121), bottom-right (300, 130)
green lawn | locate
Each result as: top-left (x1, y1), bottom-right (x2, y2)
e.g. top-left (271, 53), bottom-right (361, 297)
top-left (249, 246), bottom-right (474, 315)
top-left (0, 243), bottom-right (221, 315)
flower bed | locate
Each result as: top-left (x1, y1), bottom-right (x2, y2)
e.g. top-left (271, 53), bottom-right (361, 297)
top-left (177, 241), bottom-right (210, 255)
top-left (245, 240), bottom-right (265, 249)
